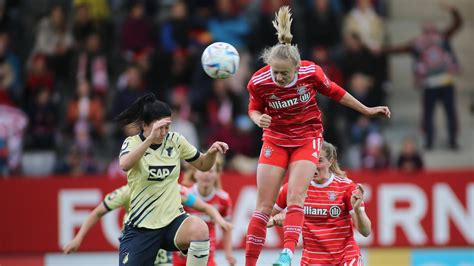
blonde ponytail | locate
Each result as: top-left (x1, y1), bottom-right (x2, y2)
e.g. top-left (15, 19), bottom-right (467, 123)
top-left (261, 6), bottom-right (301, 66)
top-left (322, 141), bottom-right (347, 178)
top-left (273, 6), bottom-right (293, 45)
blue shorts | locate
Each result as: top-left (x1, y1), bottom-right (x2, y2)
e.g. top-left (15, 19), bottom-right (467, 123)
top-left (119, 213), bottom-right (189, 266)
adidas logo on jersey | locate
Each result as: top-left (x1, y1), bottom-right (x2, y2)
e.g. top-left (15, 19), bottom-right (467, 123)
top-left (269, 94), bottom-right (279, 100)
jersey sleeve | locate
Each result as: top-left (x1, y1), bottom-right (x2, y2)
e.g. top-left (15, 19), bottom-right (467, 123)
top-left (119, 136), bottom-right (139, 158)
top-left (313, 64), bottom-right (347, 102)
top-left (247, 80), bottom-right (265, 114)
top-left (274, 184), bottom-right (289, 211)
top-left (175, 132), bottom-right (200, 162)
top-left (344, 182), bottom-right (365, 214)
top-left (103, 185), bottom-right (130, 211)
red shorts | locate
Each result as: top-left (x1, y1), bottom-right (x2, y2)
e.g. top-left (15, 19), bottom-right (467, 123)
top-left (258, 138), bottom-right (323, 168)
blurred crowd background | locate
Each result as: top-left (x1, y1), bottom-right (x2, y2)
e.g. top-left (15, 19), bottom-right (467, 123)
top-left (0, 0), bottom-right (472, 177)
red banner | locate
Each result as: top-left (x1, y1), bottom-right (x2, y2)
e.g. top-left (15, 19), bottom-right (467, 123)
top-left (1, 170), bottom-right (473, 253)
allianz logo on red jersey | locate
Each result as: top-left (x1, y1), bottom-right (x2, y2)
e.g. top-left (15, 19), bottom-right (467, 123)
top-left (304, 205), bottom-right (342, 217)
top-left (268, 87), bottom-right (311, 109)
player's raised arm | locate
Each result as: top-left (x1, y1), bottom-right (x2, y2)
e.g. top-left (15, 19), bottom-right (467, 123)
top-left (350, 184), bottom-right (371, 237)
top-left (115, 94), bottom-right (171, 171)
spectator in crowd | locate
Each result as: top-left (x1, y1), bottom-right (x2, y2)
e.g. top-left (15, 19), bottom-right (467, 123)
top-left (397, 136), bottom-right (424, 173)
top-left (360, 132), bottom-right (391, 170)
top-left (159, 0), bottom-right (190, 54)
top-left (0, 124), bottom-right (8, 176)
top-left (75, 32), bottom-right (109, 95)
top-left (54, 144), bottom-right (98, 175)
top-left (168, 85), bottom-right (199, 148)
top-left (114, 65), bottom-right (148, 116)
top-left (0, 104), bottom-right (28, 176)
top-left (343, 0), bottom-right (385, 50)
top-left (72, 3), bottom-right (95, 48)
top-left (25, 89), bottom-right (57, 150)
top-left (31, 5), bottom-right (74, 80)
top-left (66, 80), bottom-right (105, 148)
top-left (208, 0), bottom-right (250, 49)
top-left (380, 3), bottom-right (462, 150)
top-left (0, 31), bottom-right (21, 105)
top-left (302, 0), bottom-right (342, 50)
top-left (120, 2), bottom-right (154, 61)
top-left (24, 54), bottom-right (54, 105)
top-left (345, 73), bottom-right (379, 144)
top-left (73, 0), bottom-right (110, 22)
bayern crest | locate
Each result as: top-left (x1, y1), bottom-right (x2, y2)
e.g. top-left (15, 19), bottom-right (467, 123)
top-left (297, 86), bottom-right (310, 102)
top-left (328, 192), bottom-right (337, 201)
top-left (264, 147), bottom-right (273, 158)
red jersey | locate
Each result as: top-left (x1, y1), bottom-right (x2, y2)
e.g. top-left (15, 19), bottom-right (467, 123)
top-left (174, 184), bottom-right (232, 266)
top-left (275, 174), bottom-right (365, 265)
top-left (247, 60), bottom-right (346, 147)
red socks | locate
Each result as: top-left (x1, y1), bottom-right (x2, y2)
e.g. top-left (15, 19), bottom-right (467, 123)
top-left (245, 211), bottom-right (270, 266)
top-left (283, 205), bottom-right (304, 253)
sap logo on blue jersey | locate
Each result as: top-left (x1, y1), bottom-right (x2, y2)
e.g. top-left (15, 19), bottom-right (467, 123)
top-left (148, 165), bottom-right (176, 181)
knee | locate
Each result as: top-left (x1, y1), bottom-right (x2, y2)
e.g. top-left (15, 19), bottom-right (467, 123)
top-left (256, 203), bottom-right (274, 215)
top-left (287, 188), bottom-right (307, 206)
top-left (188, 216), bottom-right (209, 240)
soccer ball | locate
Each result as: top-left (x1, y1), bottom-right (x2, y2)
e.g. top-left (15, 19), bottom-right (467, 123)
top-left (201, 42), bottom-right (240, 79)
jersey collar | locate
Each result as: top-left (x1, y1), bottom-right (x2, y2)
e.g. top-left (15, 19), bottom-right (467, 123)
top-left (139, 131), bottom-right (162, 150)
top-left (192, 184), bottom-right (216, 202)
top-left (311, 173), bottom-right (335, 188)
top-left (270, 67), bottom-right (298, 88)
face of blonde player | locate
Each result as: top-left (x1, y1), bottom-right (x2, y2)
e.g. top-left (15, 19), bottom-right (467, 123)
top-left (313, 149), bottom-right (333, 184)
top-left (195, 165), bottom-right (219, 190)
top-left (142, 117), bottom-right (171, 143)
top-left (269, 58), bottom-right (299, 87)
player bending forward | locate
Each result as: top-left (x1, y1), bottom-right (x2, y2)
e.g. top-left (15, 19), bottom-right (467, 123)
top-left (268, 142), bottom-right (371, 266)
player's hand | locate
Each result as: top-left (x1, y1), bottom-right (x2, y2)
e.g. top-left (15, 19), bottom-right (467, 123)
top-left (351, 184), bottom-right (365, 211)
top-left (217, 218), bottom-right (233, 232)
top-left (256, 114), bottom-right (272, 128)
top-left (267, 212), bottom-right (286, 227)
top-left (208, 141), bottom-right (229, 154)
top-left (63, 238), bottom-right (81, 254)
top-left (365, 106), bottom-right (391, 118)
top-left (148, 118), bottom-right (171, 141)
top-left (226, 254), bottom-right (237, 266)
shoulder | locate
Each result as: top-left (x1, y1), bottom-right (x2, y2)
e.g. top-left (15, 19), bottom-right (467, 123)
top-left (249, 65), bottom-right (271, 87)
top-left (333, 175), bottom-right (357, 191)
top-left (299, 60), bottom-right (323, 80)
top-left (124, 134), bottom-right (141, 144)
top-left (216, 189), bottom-right (230, 200)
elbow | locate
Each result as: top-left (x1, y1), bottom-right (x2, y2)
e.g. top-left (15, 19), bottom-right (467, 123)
top-left (359, 223), bottom-right (372, 237)
top-left (360, 228), bottom-right (371, 237)
top-left (119, 160), bottom-right (131, 172)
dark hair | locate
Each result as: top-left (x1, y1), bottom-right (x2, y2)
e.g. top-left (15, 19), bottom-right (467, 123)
top-left (115, 93), bottom-right (172, 127)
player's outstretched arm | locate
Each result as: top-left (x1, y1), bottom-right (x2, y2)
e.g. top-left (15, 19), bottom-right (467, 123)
top-left (338, 93), bottom-right (391, 118)
top-left (350, 184), bottom-right (371, 237)
top-left (191, 197), bottom-right (233, 231)
top-left (188, 142), bottom-right (229, 171)
top-left (222, 226), bottom-right (236, 266)
top-left (63, 203), bottom-right (109, 254)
